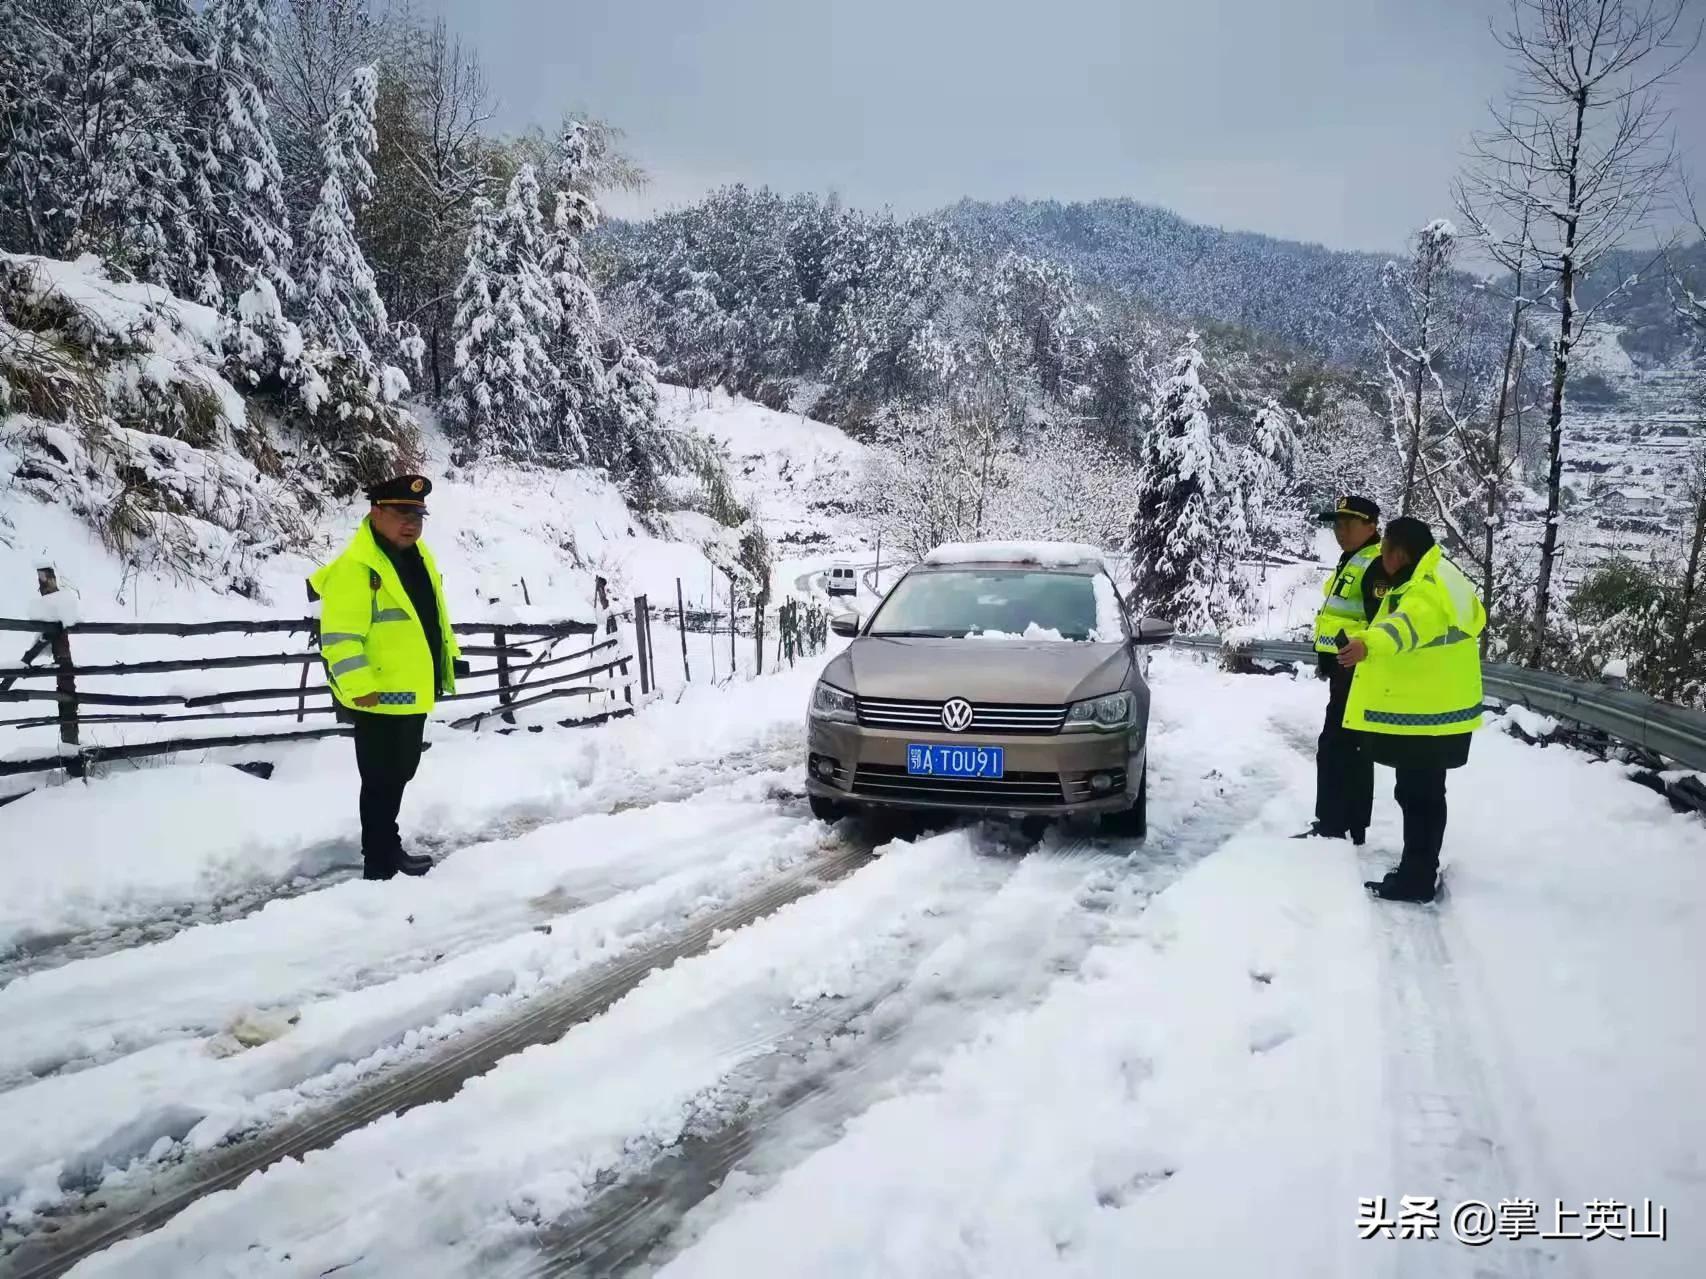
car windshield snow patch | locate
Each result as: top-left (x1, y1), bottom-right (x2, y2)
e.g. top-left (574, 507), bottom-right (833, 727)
top-left (923, 541), bottom-right (1109, 571)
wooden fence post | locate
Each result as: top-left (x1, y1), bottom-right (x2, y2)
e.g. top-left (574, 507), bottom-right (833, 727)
top-left (727, 571), bottom-right (737, 679)
top-left (645, 598), bottom-right (657, 692)
top-left (676, 577), bottom-right (691, 683)
top-left (295, 644), bottom-right (311, 723)
top-left (754, 602), bottom-right (765, 676)
top-left (634, 595), bottom-right (651, 697)
top-left (37, 567), bottom-right (80, 774)
top-left (494, 625), bottom-right (516, 725)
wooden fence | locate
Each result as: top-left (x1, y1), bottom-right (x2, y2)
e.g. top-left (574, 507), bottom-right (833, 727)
top-left (622, 579), bottom-right (830, 686)
top-left (0, 583), bottom-right (651, 781)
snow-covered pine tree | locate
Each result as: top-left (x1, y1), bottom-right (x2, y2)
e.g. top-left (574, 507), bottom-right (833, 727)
top-left (1245, 397), bottom-right (1302, 551)
top-left (0, 3), bottom-right (54, 254)
top-left (596, 338), bottom-right (667, 509)
top-left (446, 174), bottom-right (559, 460)
top-left (541, 125), bottom-right (607, 463)
top-left (269, 0), bottom-right (388, 229)
top-left (300, 61), bottom-right (402, 405)
top-left (1126, 335), bottom-right (1243, 632)
top-left (295, 65), bottom-right (389, 369)
top-left (192, 0), bottom-right (294, 305)
top-left (13, 0), bottom-right (203, 288)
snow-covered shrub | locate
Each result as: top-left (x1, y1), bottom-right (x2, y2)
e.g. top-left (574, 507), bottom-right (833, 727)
top-left (661, 431), bottom-right (751, 528)
top-left (737, 520), bottom-right (774, 606)
top-left (224, 271), bottom-right (420, 501)
top-left (0, 252), bottom-right (417, 592)
top-left (0, 254), bottom-right (313, 588)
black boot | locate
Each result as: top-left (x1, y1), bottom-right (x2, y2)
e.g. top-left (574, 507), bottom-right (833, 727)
top-left (1365, 871), bottom-right (1436, 903)
top-left (363, 860), bottom-right (397, 881)
top-left (1350, 828), bottom-right (1367, 847)
top-left (1292, 823), bottom-right (1346, 841)
top-left (394, 849), bottom-right (433, 876)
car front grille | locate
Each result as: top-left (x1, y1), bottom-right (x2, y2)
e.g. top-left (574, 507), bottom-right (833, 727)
top-left (855, 696), bottom-right (1068, 735)
top-left (851, 764), bottom-right (1066, 807)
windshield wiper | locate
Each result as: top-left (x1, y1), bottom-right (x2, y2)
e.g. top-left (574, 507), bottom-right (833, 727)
top-left (868, 629), bottom-right (960, 638)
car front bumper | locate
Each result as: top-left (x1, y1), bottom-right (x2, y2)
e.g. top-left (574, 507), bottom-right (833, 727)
top-left (806, 717), bottom-right (1145, 817)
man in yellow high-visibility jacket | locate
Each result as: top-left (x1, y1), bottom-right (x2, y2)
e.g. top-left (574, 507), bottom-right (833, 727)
top-left (311, 475), bottom-right (463, 880)
top-left (1296, 494), bottom-right (1389, 845)
top-left (1338, 516), bottom-right (1486, 903)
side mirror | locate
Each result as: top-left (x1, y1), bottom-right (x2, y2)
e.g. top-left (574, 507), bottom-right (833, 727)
top-left (831, 611), bottom-right (862, 638)
top-left (1132, 617), bottom-right (1175, 645)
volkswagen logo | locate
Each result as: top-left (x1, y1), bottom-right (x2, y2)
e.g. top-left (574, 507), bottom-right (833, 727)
top-left (941, 698), bottom-right (974, 732)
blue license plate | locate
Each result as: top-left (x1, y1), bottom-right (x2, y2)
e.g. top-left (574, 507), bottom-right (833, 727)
top-left (907, 744), bottom-right (1005, 778)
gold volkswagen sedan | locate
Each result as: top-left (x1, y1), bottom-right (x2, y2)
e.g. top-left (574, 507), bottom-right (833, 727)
top-left (805, 542), bottom-right (1173, 836)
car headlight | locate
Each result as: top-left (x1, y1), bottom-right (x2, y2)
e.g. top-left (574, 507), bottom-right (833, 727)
top-left (1064, 691), bottom-right (1134, 732)
top-left (810, 681), bottom-right (858, 723)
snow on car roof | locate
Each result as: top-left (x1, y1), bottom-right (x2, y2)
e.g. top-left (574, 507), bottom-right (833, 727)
top-left (922, 541), bottom-right (1110, 571)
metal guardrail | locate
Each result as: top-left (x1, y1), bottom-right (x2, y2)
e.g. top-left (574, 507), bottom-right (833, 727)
top-left (1172, 634), bottom-right (1706, 774)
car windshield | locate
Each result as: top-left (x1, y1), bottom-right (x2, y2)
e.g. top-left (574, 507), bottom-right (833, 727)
top-left (866, 569), bottom-right (1108, 641)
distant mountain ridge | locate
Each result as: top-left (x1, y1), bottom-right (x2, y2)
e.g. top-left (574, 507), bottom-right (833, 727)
top-left (942, 197), bottom-right (1397, 367)
top-left (942, 196), bottom-right (1705, 372)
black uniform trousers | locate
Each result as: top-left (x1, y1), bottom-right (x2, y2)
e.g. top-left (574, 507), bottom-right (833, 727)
top-left (1365, 732), bottom-right (1472, 890)
top-left (1392, 768), bottom-right (1448, 887)
top-left (349, 709), bottom-right (427, 871)
top-left (1315, 664), bottom-right (1373, 838)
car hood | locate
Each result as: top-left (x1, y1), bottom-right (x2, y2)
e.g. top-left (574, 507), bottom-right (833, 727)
top-left (825, 637), bottom-right (1133, 704)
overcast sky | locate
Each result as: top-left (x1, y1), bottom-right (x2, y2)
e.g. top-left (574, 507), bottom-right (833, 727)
top-left (420, 0), bottom-right (1706, 256)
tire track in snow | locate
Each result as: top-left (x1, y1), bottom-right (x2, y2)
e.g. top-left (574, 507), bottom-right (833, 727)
top-left (0, 734), bottom-right (802, 989)
top-left (494, 758), bottom-right (1289, 1278)
top-left (1364, 859), bottom-right (1561, 1279)
top-left (1, 774), bottom-right (815, 1096)
top-left (2, 829), bottom-right (879, 1279)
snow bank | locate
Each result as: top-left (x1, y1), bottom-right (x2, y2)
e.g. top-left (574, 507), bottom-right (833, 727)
top-left (1497, 704), bottom-right (1560, 740)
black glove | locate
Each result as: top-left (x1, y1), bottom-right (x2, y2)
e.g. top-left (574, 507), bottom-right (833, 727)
top-left (453, 658), bottom-right (472, 678)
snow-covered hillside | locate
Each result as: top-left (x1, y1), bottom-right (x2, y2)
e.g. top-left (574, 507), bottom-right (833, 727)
top-left (1, 391), bottom-right (865, 629)
top-left (1552, 333), bottom-right (1701, 582)
top-left (0, 254), bottom-right (873, 632)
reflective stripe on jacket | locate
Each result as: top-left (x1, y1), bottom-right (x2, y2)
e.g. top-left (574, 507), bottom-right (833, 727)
top-left (309, 518), bottom-right (460, 715)
top-left (1344, 545), bottom-right (1487, 736)
top-left (1313, 543), bottom-right (1382, 653)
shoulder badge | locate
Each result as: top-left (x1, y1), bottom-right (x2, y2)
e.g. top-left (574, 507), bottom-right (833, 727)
top-left (1373, 583), bottom-right (1390, 598)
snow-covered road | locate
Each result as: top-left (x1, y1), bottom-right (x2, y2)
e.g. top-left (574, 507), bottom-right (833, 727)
top-left (1, 651), bottom-right (1701, 1279)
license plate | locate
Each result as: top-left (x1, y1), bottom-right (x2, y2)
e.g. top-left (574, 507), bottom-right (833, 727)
top-left (907, 744), bottom-right (1005, 778)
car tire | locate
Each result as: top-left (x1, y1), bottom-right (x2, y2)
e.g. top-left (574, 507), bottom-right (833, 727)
top-left (809, 794), bottom-right (847, 824)
top-left (1100, 763), bottom-right (1148, 839)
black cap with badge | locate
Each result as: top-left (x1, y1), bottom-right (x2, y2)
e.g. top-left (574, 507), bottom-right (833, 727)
top-left (1314, 493), bottom-right (1380, 525)
top-left (365, 474), bottom-right (432, 513)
